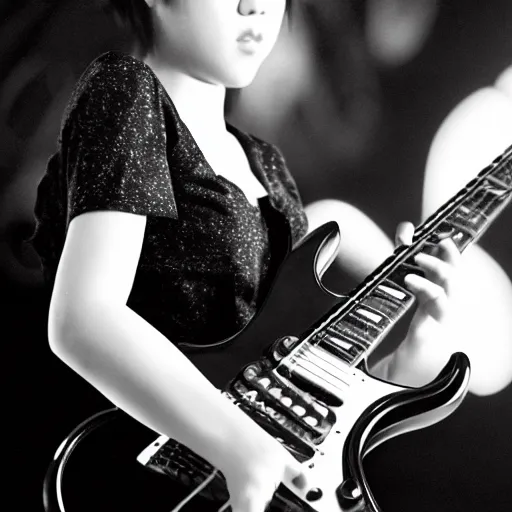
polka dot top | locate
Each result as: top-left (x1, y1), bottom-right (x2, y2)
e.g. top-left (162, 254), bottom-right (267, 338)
top-left (29, 51), bottom-right (308, 349)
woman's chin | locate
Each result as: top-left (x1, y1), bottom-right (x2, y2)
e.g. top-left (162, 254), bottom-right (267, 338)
top-left (214, 58), bottom-right (268, 89)
top-left (223, 70), bottom-right (260, 90)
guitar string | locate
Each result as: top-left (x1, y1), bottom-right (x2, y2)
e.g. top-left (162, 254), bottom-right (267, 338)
top-left (283, 153), bottom-right (512, 395)
top-left (164, 349), bottom-right (347, 511)
top-left (167, 343), bottom-right (352, 511)
top-left (180, 178), bottom-right (511, 512)
top-left (300, 345), bottom-right (352, 383)
top-left (218, 500), bottom-right (231, 512)
top-left (169, 468), bottom-right (220, 512)
top-left (284, 343), bottom-right (353, 393)
top-left (171, 268), bottom-right (416, 511)
top-left (289, 359), bottom-right (346, 394)
top-left (292, 354), bottom-right (349, 390)
top-left (174, 152), bottom-right (512, 512)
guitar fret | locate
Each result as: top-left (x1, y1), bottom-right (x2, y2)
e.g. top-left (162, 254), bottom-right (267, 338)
top-left (441, 184), bottom-right (511, 251)
top-left (479, 184), bottom-right (511, 216)
top-left (355, 306), bottom-right (387, 325)
top-left (321, 331), bottom-right (364, 361)
top-left (482, 179), bottom-right (510, 195)
top-left (489, 160), bottom-right (512, 188)
top-left (320, 334), bottom-right (353, 363)
top-left (426, 221), bottom-right (472, 252)
top-left (346, 311), bottom-right (382, 335)
top-left (448, 204), bottom-right (487, 232)
top-left (360, 294), bottom-right (408, 324)
top-left (276, 145), bottom-right (512, 372)
top-left (375, 280), bottom-right (412, 303)
top-left (457, 186), bottom-right (505, 222)
top-left (359, 301), bottom-right (397, 323)
top-left (323, 333), bottom-right (357, 353)
top-left (448, 181), bottom-right (507, 223)
top-left (445, 218), bottom-right (479, 238)
top-left (486, 174), bottom-right (507, 188)
top-left (327, 323), bottom-right (371, 349)
top-left (378, 284), bottom-right (406, 300)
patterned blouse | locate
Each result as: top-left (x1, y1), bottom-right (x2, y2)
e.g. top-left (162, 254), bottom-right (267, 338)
top-left (29, 51), bottom-right (308, 349)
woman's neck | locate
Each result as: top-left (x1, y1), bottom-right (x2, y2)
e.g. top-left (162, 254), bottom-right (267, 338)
top-left (143, 52), bottom-right (229, 145)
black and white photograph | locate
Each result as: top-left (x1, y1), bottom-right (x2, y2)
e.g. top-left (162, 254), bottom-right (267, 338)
top-left (3, 1), bottom-right (512, 511)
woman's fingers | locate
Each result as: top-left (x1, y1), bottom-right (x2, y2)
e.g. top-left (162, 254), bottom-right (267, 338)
top-left (395, 222), bottom-right (461, 266)
top-left (414, 252), bottom-right (453, 295)
top-left (404, 273), bottom-right (449, 321)
top-left (395, 221), bottom-right (415, 246)
top-left (394, 221), bottom-right (461, 301)
top-left (229, 451), bottom-right (307, 512)
top-left (435, 238), bottom-right (462, 266)
top-left (414, 238), bottom-right (460, 295)
top-left (230, 485), bottom-right (276, 512)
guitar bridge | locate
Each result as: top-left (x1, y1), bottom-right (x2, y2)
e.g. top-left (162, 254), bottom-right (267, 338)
top-left (137, 435), bottom-right (229, 502)
top-left (228, 359), bottom-right (335, 456)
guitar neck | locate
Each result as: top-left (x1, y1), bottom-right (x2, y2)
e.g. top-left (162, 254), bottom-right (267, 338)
top-left (280, 144), bottom-right (512, 369)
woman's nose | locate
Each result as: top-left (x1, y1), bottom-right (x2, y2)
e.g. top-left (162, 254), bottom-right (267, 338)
top-left (238, 0), bottom-right (267, 16)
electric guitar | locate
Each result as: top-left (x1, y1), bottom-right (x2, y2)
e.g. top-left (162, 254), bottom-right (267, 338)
top-left (43, 144), bottom-right (512, 512)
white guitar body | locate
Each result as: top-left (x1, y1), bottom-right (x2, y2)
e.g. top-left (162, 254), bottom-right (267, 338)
top-left (138, 360), bottom-right (469, 512)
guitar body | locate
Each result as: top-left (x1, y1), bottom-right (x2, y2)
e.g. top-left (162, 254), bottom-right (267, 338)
top-left (43, 222), bottom-right (471, 512)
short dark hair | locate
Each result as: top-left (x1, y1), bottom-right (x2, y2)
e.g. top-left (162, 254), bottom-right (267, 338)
top-left (102, 0), bottom-right (294, 57)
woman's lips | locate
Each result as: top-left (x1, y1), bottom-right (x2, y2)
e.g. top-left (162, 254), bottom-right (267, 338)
top-left (237, 30), bottom-right (263, 43)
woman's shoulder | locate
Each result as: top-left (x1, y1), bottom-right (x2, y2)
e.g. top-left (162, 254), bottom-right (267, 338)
top-left (77, 50), bottom-right (154, 92)
top-left (62, 51), bottom-right (159, 125)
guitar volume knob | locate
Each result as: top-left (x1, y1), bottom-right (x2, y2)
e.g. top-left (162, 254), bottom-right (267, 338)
top-left (305, 487), bottom-right (323, 502)
top-left (243, 364), bottom-right (260, 381)
top-left (336, 478), bottom-right (363, 508)
top-left (267, 335), bottom-right (301, 362)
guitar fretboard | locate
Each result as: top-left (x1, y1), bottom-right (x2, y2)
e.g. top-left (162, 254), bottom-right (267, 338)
top-left (281, 144), bottom-right (512, 371)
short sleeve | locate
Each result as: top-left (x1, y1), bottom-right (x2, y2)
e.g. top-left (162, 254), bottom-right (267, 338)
top-left (62, 54), bottom-right (178, 225)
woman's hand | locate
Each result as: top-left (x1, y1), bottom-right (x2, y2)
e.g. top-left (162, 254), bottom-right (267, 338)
top-left (382, 221), bottom-right (463, 386)
top-left (217, 423), bottom-right (307, 512)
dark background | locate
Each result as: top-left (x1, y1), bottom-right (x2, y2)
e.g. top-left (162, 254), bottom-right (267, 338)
top-left (2, 0), bottom-right (512, 510)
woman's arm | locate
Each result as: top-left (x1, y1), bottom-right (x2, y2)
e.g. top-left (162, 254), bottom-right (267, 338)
top-left (48, 210), bottom-right (271, 471)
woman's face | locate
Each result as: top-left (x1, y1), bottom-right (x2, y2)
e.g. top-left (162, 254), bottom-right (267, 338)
top-left (149, 0), bottom-right (288, 88)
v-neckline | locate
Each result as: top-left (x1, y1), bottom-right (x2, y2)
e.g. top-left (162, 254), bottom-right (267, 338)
top-left (115, 51), bottom-right (271, 211)
top-left (192, 120), bottom-right (271, 211)
top-left (174, 108), bottom-right (270, 210)
top-left (150, 78), bottom-right (269, 208)
top-left (223, 122), bottom-right (270, 209)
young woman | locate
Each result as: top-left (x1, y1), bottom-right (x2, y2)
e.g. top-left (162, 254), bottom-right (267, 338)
top-left (29, 1), bottom-right (461, 511)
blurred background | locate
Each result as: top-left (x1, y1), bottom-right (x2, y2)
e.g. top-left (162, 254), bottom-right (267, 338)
top-left (3, 0), bottom-right (512, 510)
